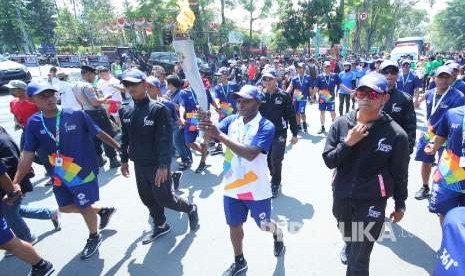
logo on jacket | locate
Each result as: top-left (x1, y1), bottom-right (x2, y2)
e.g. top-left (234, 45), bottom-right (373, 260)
top-left (275, 97), bottom-right (283, 105)
top-left (367, 206), bottom-right (381, 218)
top-left (123, 118), bottom-right (131, 124)
top-left (64, 122), bottom-right (77, 132)
top-left (391, 103), bottom-right (401, 113)
top-left (143, 116), bottom-right (154, 126)
top-left (376, 138), bottom-right (392, 153)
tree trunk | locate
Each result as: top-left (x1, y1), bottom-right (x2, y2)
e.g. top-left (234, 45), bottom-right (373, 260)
top-left (249, 0), bottom-right (253, 39)
top-left (220, 0), bottom-right (226, 25)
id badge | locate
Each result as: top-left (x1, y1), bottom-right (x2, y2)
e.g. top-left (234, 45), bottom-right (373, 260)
top-left (459, 157), bottom-right (465, 168)
top-left (236, 166), bottom-right (246, 179)
top-left (55, 157), bottom-right (63, 167)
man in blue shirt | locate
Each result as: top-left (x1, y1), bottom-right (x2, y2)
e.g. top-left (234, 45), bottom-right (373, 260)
top-left (213, 67), bottom-right (241, 155)
top-left (338, 61), bottom-right (356, 116)
top-left (315, 61), bottom-right (353, 134)
top-left (198, 85), bottom-right (285, 276)
top-left (286, 62), bottom-right (313, 132)
top-left (396, 60), bottom-right (421, 99)
top-left (425, 106), bottom-right (465, 221)
top-left (433, 207), bottom-right (465, 276)
top-left (0, 161), bottom-right (54, 276)
top-left (414, 66), bottom-right (465, 200)
top-left (13, 82), bottom-right (120, 260)
top-left (449, 62), bottom-right (465, 93)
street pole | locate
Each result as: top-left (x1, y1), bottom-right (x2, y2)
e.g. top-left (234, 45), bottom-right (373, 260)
top-left (315, 24), bottom-right (320, 59)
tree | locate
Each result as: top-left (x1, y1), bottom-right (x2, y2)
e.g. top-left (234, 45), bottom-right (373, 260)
top-left (55, 8), bottom-right (81, 46)
top-left (0, 0), bottom-right (28, 51)
top-left (276, 1), bottom-right (305, 50)
top-left (429, 0), bottom-right (465, 51)
top-left (236, 0), bottom-right (272, 38)
top-left (25, 0), bottom-right (57, 44)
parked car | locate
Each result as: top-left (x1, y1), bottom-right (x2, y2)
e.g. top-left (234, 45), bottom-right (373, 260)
top-left (0, 54), bottom-right (32, 87)
top-left (148, 52), bottom-right (210, 74)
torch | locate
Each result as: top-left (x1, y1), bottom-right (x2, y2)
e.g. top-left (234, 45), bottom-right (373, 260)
top-left (173, 0), bottom-right (209, 141)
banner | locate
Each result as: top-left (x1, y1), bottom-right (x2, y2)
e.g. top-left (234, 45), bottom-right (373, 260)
top-left (9, 55), bottom-right (39, 67)
top-left (87, 55), bottom-right (110, 68)
top-left (57, 55), bottom-right (81, 67)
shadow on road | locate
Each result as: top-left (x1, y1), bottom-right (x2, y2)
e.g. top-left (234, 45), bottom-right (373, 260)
top-left (57, 229), bottom-right (117, 276)
top-left (127, 229), bottom-right (196, 276)
top-left (378, 221), bottom-right (436, 274)
top-left (182, 168), bottom-right (223, 200)
top-left (296, 132), bottom-right (325, 144)
top-left (273, 252), bottom-right (286, 276)
top-left (271, 194), bottom-right (314, 233)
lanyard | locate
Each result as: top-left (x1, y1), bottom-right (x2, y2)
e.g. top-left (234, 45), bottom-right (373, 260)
top-left (221, 83), bottom-right (229, 99)
top-left (40, 110), bottom-right (62, 155)
top-left (236, 121), bottom-right (252, 165)
top-left (323, 74), bottom-right (331, 87)
top-left (401, 71), bottom-right (410, 88)
top-left (462, 107), bottom-right (465, 158)
top-left (298, 75), bottom-right (304, 87)
top-left (431, 87), bottom-right (450, 117)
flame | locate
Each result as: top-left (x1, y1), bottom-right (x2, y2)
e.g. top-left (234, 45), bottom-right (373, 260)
top-left (176, 0), bottom-right (195, 33)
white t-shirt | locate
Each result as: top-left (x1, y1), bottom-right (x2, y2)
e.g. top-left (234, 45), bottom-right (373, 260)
top-left (219, 113), bottom-right (275, 201)
top-left (96, 77), bottom-right (123, 102)
top-left (55, 80), bottom-right (81, 110)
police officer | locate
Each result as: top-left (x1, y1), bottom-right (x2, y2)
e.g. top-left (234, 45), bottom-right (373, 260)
top-left (74, 65), bottom-right (121, 168)
top-left (119, 69), bottom-right (199, 245)
top-left (379, 60), bottom-right (417, 153)
top-left (259, 69), bottom-right (299, 198)
top-left (323, 73), bottom-right (409, 275)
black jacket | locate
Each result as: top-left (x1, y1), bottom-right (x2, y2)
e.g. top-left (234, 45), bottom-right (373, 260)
top-left (383, 88), bottom-right (417, 153)
top-left (119, 97), bottom-right (173, 167)
top-left (322, 111), bottom-right (409, 211)
top-left (0, 127), bottom-right (32, 193)
top-left (259, 89), bottom-right (298, 137)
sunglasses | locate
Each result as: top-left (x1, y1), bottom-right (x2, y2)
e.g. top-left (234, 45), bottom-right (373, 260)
top-left (122, 81), bottom-right (143, 88)
top-left (380, 67), bottom-right (399, 75)
top-left (355, 88), bottom-right (382, 100)
top-left (36, 90), bottom-right (56, 99)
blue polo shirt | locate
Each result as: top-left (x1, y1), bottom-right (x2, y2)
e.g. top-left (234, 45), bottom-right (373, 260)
top-left (160, 98), bottom-right (178, 126)
top-left (290, 74), bottom-right (314, 99)
top-left (214, 82), bottom-right (240, 110)
top-left (316, 73), bottom-right (342, 102)
top-left (0, 162), bottom-right (6, 203)
top-left (397, 70), bottom-right (421, 96)
top-left (433, 207), bottom-right (465, 276)
top-left (434, 106), bottom-right (465, 192)
top-left (24, 110), bottom-right (101, 187)
top-left (338, 71), bottom-right (355, 94)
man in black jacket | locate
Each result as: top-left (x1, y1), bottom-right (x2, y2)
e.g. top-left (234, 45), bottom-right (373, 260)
top-left (379, 60), bottom-right (417, 153)
top-left (119, 69), bottom-right (199, 245)
top-left (259, 69), bottom-right (299, 198)
top-left (322, 73), bottom-right (409, 276)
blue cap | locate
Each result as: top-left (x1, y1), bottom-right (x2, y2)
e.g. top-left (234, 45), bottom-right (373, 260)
top-left (433, 207), bottom-right (465, 276)
top-left (379, 60), bottom-right (399, 71)
top-left (296, 62), bottom-right (305, 68)
top-left (121, 69), bottom-right (146, 83)
top-left (214, 67), bottom-right (229, 76)
top-left (343, 61), bottom-right (351, 66)
top-left (262, 69), bottom-right (277, 79)
top-left (233, 84), bottom-right (263, 100)
top-left (146, 76), bottom-right (161, 88)
top-left (357, 73), bottom-right (388, 94)
top-left (26, 81), bottom-right (57, 97)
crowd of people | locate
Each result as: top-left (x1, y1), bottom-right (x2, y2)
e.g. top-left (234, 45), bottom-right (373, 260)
top-left (1, 50), bottom-right (465, 276)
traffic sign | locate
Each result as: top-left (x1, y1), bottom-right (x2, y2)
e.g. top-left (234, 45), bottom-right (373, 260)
top-left (359, 12), bottom-right (368, 21)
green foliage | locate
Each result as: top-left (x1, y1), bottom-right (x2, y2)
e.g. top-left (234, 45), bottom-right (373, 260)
top-left (429, 0), bottom-right (465, 51)
top-left (0, 0), bottom-right (26, 51)
top-left (25, 0), bottom-right (57, 44)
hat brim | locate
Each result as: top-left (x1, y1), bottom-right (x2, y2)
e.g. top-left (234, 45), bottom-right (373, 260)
top-left (29, 88), bottom-right (58, 97)
top-left (357, 85), bottom-right (384, 94)
top-left (262, 74), bottom-right (276, 79)
top-left (121, 77), bottom-right (144, 83)
top-left (233, 92), bottom-right (254, 100)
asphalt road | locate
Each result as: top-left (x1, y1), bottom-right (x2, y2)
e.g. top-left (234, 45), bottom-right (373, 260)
top-left (0, 72), bottom-right (440, 276)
